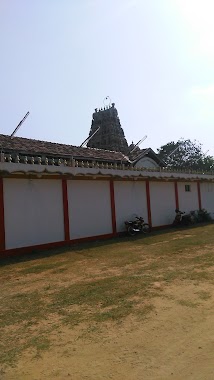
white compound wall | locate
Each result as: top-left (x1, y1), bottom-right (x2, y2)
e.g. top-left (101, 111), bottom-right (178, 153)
top-left (67, 180), bottom-right (112, 239)
top-left (200, 182), bottom-right (214, 219)
top-left (1, 177), bottom-right (213, 254)
top-left (3, 179), bottom-right (64, 249)
top-left (114, 181), bottom-right (148, 232)
top-left (150, 181), bottom-right (176, 226)
top-left (177, 182), bottom-right (199, 213)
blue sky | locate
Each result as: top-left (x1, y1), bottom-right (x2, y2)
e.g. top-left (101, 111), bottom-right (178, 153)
top-left (1, 0), bottom-right (214, 155)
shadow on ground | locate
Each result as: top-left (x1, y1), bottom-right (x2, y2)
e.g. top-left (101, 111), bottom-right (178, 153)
top-left (0, 222), bottom-right (212, 268)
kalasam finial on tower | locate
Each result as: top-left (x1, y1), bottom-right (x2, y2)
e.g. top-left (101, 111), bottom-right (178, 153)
top-left (103, 96), bottom-right (111, 108)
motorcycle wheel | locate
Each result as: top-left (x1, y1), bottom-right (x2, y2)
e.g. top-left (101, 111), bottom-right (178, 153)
top-left (142, 223), bottom-right (151, 233)
top-left (127, 226), bottom-right (136, 236)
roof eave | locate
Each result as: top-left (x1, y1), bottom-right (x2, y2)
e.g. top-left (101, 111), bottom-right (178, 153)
top-left (132, 148), bottom-right (166, 167)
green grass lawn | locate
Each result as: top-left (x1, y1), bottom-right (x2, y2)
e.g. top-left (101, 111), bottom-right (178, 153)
top-left (0, 224), bottom-right (214, 368)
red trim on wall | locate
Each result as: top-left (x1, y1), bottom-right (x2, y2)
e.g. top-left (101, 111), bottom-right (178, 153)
top-left (0, 178), bottom-right (5, 250)
top-left (0, 233), bottom-right (116, 259)
top-left (0, 240), bottom-right (66, 259)
top-left (174, 181), bottom-right (179, 210)
top-left (62, 179), bottom-right (70, 241)
top-left (197, 181), bottom-right (202, 210)
top-left (146, 180), bottom-right (152, 226)
top-left (110, 180), bottom-right (117, 234)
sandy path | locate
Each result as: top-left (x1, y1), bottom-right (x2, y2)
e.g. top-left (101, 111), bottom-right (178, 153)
top-left (3, 283), bottom-right (214, 380)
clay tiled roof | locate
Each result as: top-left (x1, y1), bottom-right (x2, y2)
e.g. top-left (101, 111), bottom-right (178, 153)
top-left (0, 134), bottom-right (130, 163)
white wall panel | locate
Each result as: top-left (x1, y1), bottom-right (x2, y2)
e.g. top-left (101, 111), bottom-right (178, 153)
top-left (177, 182), bottom-right (199, 213)
top-left (200, 183), bottom-right (214, 219)
top-left (150, 182), bottom-right (175, 226)
top-left (67, 180), bottom-right (112, 239)
top-left (114, 181), bottom-right (148, 232)
top-left (3, 179), bottom-right (64, 249)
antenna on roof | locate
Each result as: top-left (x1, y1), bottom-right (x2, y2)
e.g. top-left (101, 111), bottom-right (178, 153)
top-left (10, 111), bottom-right (30, 139)
top-left (80, 126), bottom-right (100, 148)
top-left (167, 144), bottom-right (181, 158)
top-left (129, 135), bottom-right (147, 154)
top-left (129, 147), bottom-right (150, 164)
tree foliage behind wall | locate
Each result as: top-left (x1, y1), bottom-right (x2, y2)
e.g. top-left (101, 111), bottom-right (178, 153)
top-left (157, 139), bottom-right (214, 170)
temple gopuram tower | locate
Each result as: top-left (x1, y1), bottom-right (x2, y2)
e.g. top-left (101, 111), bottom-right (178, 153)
top-left (87, 103), bottom-right (129, 154)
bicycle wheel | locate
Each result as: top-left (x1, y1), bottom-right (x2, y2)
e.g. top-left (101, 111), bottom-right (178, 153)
top-left (142, 223), bottom-right (151, 233)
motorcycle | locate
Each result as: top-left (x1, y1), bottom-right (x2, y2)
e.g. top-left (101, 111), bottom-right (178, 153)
top-left (173, 209), bottom-right (194, 226)
top-left (125, 216), bottom-right (151, 236)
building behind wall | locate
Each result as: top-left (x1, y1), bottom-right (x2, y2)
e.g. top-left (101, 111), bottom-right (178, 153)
top-left (2, 100), bottom-right (213, 257)
top-left (87, 103), bottom-right (129, 154)
top-left (87, 102), bottom-right (165, 169)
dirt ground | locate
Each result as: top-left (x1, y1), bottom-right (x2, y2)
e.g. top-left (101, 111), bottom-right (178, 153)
top-left (1, 227), bottom-right (214, 380)
top-left (3, 284), bottom-right (214, 380)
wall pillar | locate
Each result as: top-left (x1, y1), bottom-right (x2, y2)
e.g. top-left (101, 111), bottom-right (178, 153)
top-left (197, 181), bottom-right (202, 210)
top-left (174, 181), bottom-right (179, 210)
top-left (146, 180), bottom-right (152, 226)
top-left (110, 180), bottom-right (117, 234)
top-left (0, 178), bottom-right (5, 250)
top-left (62, 179), bottom-right (70, 242)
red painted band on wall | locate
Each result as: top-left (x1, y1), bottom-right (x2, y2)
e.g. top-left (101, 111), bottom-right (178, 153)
top-left (146, 180), bottom-right (152, 226)
top-left (62, 179), bottom-right (70, 241)
top-left (110, 180), bottom-right (117, 234)
top-left (197, 181), bottom-right (202, 210)
top-left (0, 233), bottom-right (116, 259)
top-left (174, 181), bottom-right (179, 210)
top-left (0, 178), bottom-right (5, 250)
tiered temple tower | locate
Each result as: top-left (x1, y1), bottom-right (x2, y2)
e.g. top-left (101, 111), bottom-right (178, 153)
top-left (87, 103), bottom-right (129, 154)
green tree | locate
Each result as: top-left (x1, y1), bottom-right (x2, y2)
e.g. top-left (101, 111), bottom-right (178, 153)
top-left (157, 139), bottom-right (214, 170)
